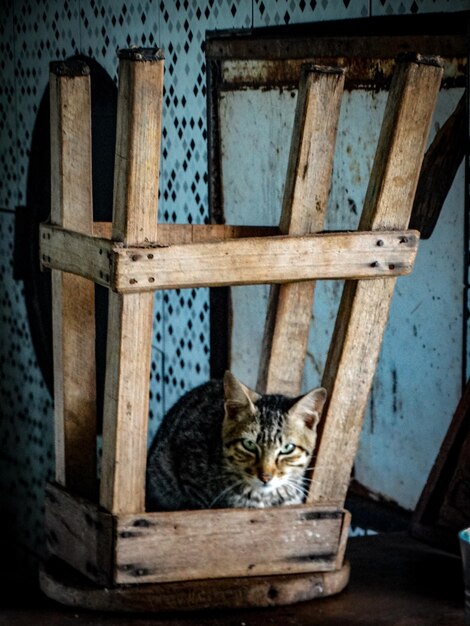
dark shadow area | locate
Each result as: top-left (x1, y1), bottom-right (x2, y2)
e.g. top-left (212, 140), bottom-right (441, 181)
top-left (14, 56), bottom-right (117, 428)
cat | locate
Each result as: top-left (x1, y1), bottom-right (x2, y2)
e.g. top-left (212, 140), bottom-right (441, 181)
top-left (146, 371), bottom-right (327, 511)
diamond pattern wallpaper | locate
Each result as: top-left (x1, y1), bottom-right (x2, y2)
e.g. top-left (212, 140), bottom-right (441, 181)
top-left (0, 0), bottom-right (466, 571)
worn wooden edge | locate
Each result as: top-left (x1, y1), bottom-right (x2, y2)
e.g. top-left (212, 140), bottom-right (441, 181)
top-left (44, 483), bottom-right (113, 586)
top-left (39, 559), bottom-right (350, 613)
top-left (43, 483), bottom-right (350, 588)
top-left (114, 504), bottom-right (347, 584)
top-left (257, 57), bottom-right (345, 396)
top-left (40, 223), bottom-right (113, 287)
top-left (49, 58), bottom-right (97, 498)
top-left (92, 221), bottom-right (279, 242)
top-left (335, 510), bottom-right (352, 570)
top-left (40, 224), bottom-right (420, 292)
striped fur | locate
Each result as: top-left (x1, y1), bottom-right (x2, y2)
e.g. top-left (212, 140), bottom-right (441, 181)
top-left (146, 372), bottom-right (326, 510)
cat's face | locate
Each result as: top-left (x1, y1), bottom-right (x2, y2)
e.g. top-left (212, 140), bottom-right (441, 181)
top-left (222, 372), bottom-right (327, 502)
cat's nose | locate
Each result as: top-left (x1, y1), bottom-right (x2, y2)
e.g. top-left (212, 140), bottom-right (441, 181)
top-left (260, 472), bottom-right (272, 484)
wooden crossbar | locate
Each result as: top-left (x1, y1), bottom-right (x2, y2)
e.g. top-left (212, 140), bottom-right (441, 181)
top-left (40, 223), bottom-right (419, 291)
top-left (45, 482), bottom-right (350, 586)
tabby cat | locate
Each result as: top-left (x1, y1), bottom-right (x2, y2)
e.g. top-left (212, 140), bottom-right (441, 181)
top-left (146, 371), bottom-right (327, 510)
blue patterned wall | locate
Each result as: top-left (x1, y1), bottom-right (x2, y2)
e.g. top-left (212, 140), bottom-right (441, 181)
top-left (0, 0), bottom-right (468, 568)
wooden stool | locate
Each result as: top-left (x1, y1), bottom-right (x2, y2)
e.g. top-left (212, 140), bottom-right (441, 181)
top-left (39, 48), bottom-right (442, 611)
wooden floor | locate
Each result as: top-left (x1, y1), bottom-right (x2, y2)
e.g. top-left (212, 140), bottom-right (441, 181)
top-left (0, 532), bottom-right (465, 625)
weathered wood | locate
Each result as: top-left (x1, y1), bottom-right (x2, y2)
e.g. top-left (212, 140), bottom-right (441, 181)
top-left (92, 221), bottom-right (278, 242)
top-left (112, 48), bottom-right (165, 246)
top-left (115, 505), bottom-right (346, 584)
top-left (410, 93), bottom-right (466, 239)
top-left (113, 230), bottom-right (419, 292)
top-left (258, 65), bottom-right (344, 395)
top-left (40, 224), bottom-right (419, 291)
top-left (335, 510), bottom-right (351, 570)
top-left (40, 559), bottom-right (350, 612)
top-left (308, 54), bottom-right (443, 506)
top-left (40, 225), bottom-right (113, 288)
top-left (44, 483), bottom-right (113, 586)
top-left (100, 49), bottom-right (164, 515)
top-left (49, 61), bottom-right (97, 498)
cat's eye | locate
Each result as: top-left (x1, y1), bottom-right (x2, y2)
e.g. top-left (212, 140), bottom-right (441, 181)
top-left (280, 443), bottom-right (296, 455)
top-left (241, 438), bottom-right (258, 453)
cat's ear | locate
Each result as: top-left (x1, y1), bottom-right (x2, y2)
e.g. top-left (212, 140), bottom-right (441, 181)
top-left (289, 387), bottom-right (327, 430)
top-left (223, 371), bottom-right (260, 419)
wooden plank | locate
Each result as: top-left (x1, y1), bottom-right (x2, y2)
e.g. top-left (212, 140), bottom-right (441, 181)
top-left (92, 221), bottom-right (278, 242)
top-left (100, 48), bottom-right (164, 515)
top-left (44, 483), bottom-right (113, 586)
top-left (40, 224), bottom-right (419, 290)
top-left (113, 230), bottom-right (419, 292)
top-left (40, 224), bottom-right (113, 288)
top-left (335, 510), bottom-right (351, 570)
top-left (40, 561), bottom-right (350, 611)
top-left (258, 65), bottom-right (344, 395)
top-left (49, 60), bottom-right (97, 498)
top-left (307, 54), bottom-right (443, 506)
top-left (115, 505), bottom-right (345, 584)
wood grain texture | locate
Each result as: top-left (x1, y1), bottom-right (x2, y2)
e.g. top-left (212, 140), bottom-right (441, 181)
top-left (40, 224), bottom-right (113, 288)
top-left (40, 560), bottom-right (350, 612)
top-left (40, 224), bottom-right (419, 291)
top-left (115, 505), bottom-right (345, 584)
top-left (100, 290), bottom-right (155, 513)
top-left (93, 221), bottom-right (278, 242)
top-left (308, 55), bottom-right (443, 506)
top-left (49, 64), bottom-right (97, 498)
top-left (112, 230), bottom-right (419, 292)
top-left (111, 56), bottom-right (164, 245)
top-left (44, 483), bottom-right (113, 586)
top-left (258, 65), bottom-right (345, 395)
top-left (100, 52), bottom-right (164, 514)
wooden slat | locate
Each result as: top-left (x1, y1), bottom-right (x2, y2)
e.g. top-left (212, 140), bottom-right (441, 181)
top-left (258, 65), bottom-right (345, 395)
top-left (92, 221), bottom-right (279, 242)
top-left (40, 224), bottom-right (113, 288)
top-left (40, 561), bottom-right (350, 611)
top-left (308, 54), bottom-right (443, 506)
top-left (40, 223), bottom-right (419, 291)
top-left (49, 61), bottom-right (97, 498)
top-left (113, 230), bottom-right (419, 292)
top-left (44, 483), bottom-right (113, 586)
top-left (100, 48), bottom-right (164, 515)
top-left (115, 505), bottom-right (345, 584)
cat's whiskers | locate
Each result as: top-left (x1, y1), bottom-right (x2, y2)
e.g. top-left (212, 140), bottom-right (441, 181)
top-left (208, 477), bottom-right (247, 509)
top-left (283, 477), bottom-right (309, 501)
